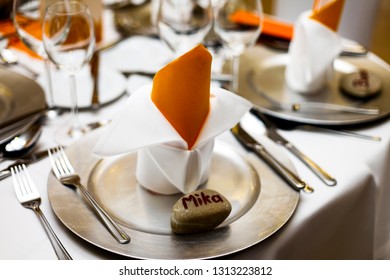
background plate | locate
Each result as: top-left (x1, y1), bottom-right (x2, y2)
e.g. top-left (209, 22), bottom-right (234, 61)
top-left (0, 67), bottom-right (46, 127)
top-left (37, 67), bottom-right (126, 109)
top-left (238, 45), bottom-right (390, 125)
top-left (48, 128), bottom-right (299, 259)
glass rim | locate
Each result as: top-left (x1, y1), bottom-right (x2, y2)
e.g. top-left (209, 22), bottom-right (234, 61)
top-left (46, 0), bottom-right (89, 16)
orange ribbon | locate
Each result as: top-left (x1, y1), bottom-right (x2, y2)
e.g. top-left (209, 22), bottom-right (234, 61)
top-left (310, 0), bottom-right (345, 31)
top-left (0, 19), bottom-right (42, 59)
top-left (229, 11), bottom-right (294, 40)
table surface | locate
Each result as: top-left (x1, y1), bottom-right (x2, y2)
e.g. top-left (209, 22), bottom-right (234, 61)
top-left (1, 9), bottom-right (390, 260)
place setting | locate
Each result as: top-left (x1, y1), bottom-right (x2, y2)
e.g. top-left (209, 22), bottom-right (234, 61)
top-left (46, 43), bottom-right (301, 260)
top-left (237, 0), bottom-right (390, 127)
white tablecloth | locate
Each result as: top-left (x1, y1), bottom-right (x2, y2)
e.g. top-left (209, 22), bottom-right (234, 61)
top-left (1, 11), bottom-right (390, 260)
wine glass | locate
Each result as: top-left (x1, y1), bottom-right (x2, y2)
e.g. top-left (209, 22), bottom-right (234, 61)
top-left (12, 0), bottom-right (59, 117)
top-left (42, 0), bottom-right (95, 146)
top-left (213, 0), bottom-right (263, 92)
top-left (156, 0), bottom-right (213, 57)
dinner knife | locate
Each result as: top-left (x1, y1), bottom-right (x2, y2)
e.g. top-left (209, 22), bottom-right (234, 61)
top-left (231, 123), bottom-right (314, 193)
top-left (0, 148), bottom-right (52, 181)
top-left (251, 108), bottom-right (337, 186)
top-left (246, 70), bottom-right (380, 115)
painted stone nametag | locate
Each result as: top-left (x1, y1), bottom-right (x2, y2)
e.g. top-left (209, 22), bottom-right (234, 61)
top-left (171, 189), bottom-right (232, 234)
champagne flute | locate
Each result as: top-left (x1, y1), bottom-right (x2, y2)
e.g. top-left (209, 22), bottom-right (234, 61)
top-left (214, 0), bottom-right (263, 92)
top-left (42, 0), bottom-right (95, 146)
top-left (12, 0), bottom-right (59, 117)
top-left (156, 0), bottom-right (213, 57)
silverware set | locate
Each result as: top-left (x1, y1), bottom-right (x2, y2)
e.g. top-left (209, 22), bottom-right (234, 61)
top-left (231, 123), bottom-right (314, 193)
top-left (48, 146), bottom-right (131, 244)
top-left (251, 108), bottom-right (337, 186)
top-left (11, 164), bottom-right (72, 260)
top-left (9, 146), bottom-right (131, 260)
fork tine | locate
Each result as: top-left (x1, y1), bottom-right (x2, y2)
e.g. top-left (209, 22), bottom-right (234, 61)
top-left (59, 146), bottom-right (75, 174)
top-left (19, 165), bottom-right (29, 196)
top-left (12, 164), bottom-right (31, 200)
top-left (49, 147), bottom-right (69, 178)
top-left (11, 166), bottom-right (22, 198)
top-left (23, 164), bottom-right (37, 194)
top-left (48, 148), bottom-right (61, 179)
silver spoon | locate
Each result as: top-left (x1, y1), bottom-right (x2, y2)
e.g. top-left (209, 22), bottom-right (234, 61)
top-left (0, 49), bottom-right (40, 79)
top-left (0, 122), bottom-right (42, 161)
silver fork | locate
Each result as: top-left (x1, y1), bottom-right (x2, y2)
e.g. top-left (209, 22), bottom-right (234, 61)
top-left (11, 164), bottom-right (72, 260)
top-left (48, 146), bottom-right (131, 244)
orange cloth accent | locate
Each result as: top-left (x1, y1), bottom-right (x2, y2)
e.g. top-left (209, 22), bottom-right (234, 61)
top-left (229, 10), bottom-right (261, 26)
top-left (151, 45), bottom-right (212, 150)
top-left (262, 15), bottom-right (293, 40)
top-left (0, 19), bottom-right (42, 59)
top-left (229, 11), bottom-right (293, 40)
top-left (309, 0), bottom-right (345, 31)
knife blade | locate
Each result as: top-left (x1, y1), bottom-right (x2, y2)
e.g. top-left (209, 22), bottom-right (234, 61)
top-left (0, 148), bottom-right (54, 181)
top-left (251, 108), bottom-right (337, 186)
top-left (231, 123), bottom-right (313, 193)
top-left (246, 70), bottom-right (379, 115)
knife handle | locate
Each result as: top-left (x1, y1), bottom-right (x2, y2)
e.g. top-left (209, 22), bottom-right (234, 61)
top-left (285, 143), bottom-right (337, 186)
top-left (251, 143), bottom-right (309, 192)
top-left (0, 169), bottom-right (10, 180)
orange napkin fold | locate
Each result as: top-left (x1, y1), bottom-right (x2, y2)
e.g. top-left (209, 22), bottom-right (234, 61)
top-left (229, 11), bottom-right (293, 41)
top-left (309, 0), bottom-right (345, 31)
top-left (151, 44), bottom-right (211, 150)
top-left (0, 19), bottom-right (42, 59)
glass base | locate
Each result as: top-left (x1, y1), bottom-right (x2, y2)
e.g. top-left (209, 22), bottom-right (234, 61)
top-left (45, 107), bottom-right (64, 120)
top-left (54, 122), bottom-right (89, 147)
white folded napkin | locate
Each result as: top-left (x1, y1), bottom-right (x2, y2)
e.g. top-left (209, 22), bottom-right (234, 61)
top-left (285, 11), bottom-right (342, 94)
top-left (93, 84), bottom-right (251, 194)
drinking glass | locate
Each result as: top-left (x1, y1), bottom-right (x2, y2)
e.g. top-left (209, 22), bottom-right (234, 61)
top-left (12, 0), bottom-right (58, 115)
top-left (156, 0), bottom-right (213, 57)
top-left (42, 0), bottom-right (95, 145)
top-left (214, 0), bottom-right (263, 92)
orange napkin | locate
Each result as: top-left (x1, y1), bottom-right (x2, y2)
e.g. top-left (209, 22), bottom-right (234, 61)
top-left (151, 44), bottom-right (211, 149)
top-left (0, 19), bottom-right (42, 59)
top-left (93, 44), bottom-right (252, 194)
top-left (285, 1), bottom-right (344, 93)
top-left (229, 11), bottom-right (293, 40)
top-left (309, 0), bottom-right (345, 31)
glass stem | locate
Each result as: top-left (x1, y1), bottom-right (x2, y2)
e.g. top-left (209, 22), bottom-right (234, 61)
top-left (232, 55), bottom-right (240, 93)
top-left (44, 58), bottom-right (55, 108)
top-left (69, 73), bottom-right (81, 133)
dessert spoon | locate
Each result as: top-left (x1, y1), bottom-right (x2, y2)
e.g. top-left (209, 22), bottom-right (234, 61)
top-left (0, 122), bottom-right (42, 161)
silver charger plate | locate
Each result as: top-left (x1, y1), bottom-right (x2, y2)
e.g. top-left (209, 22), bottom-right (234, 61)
top-left (47, 128), bottom-right (299, 259)
top-left (238, 45), bottom-right (390, 125)
top-left (0, 67), bottom-right (46, 126)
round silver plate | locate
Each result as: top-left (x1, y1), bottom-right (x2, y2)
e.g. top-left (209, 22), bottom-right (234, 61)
top-left (239, 45), bottom-right (390, 125)
top-left (0, 67), bottom-right (46, 126)
top-left (48, 128), bottom-right (299, 259)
